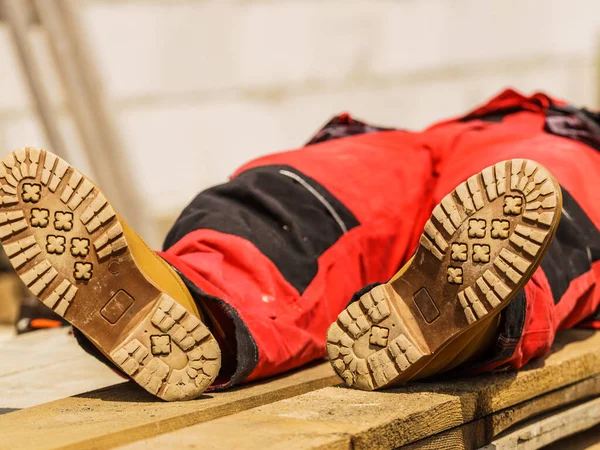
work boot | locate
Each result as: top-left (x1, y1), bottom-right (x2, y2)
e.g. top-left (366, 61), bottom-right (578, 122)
top-left (0, 148), bottom-right (220, 401)
top-left (327, 159), bottom-right (562, 389)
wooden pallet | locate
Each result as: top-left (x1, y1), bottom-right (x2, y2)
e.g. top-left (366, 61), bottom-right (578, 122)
top-left (1, 328), bottom-right (599, 449)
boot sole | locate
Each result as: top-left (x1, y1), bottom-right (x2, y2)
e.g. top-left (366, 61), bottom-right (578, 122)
top-left (0, 148), bottom-right (220, 401)
top-left (326, 159), bottom-right (562, 390)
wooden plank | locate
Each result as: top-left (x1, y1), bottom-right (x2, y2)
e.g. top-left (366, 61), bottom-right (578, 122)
top-left (120, 330), bottom-right (600, 450)
top-left (480, 396), bottom-right (600, 450)
top-left (544, 423), bottom-right (600, 450)
top-left (0, 361), bottom-right (338, 450)
top-left (0, 325), bottom-right (14, 344)
top-left (0, 327), bottom-right (123, 412)
top-left (3, 0), bottom-right (69, 158)
top-left (403, 375), bottom-right (600, 449)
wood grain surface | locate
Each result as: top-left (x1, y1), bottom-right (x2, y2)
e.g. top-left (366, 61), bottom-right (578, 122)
top-left (0, 359), bottom-right (337, 450)
top-left (2, 329), bottom-right (600, 450)
top-left (120, 330), bottom-right (600, 450)
top-left (0, 327), bottom-right (123, 413)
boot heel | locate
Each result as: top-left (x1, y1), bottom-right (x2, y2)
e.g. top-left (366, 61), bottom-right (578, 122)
top-left (327, 284), bottom-right (427, 390)
top-left (111, 294), bottom-right (220, 401)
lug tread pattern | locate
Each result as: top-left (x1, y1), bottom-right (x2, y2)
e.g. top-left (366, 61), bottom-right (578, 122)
top-left (111, 294), bottom-right (220, 401)
top-left (328, 159), bottom-right (561, 391)
top-left (0, 148), bottom-right (220, 402)
top-left (326, 284), bottom-right (423, 390)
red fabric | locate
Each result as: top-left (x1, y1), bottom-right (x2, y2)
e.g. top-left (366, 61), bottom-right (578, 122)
top-left (162, 131), bottom-right (435, 382)
top-left (556, 261), bottom-right (600, 330)
top-left (162, 88), bottom-right (600, 383)
top-left (422, 89), bottom-right (600, 370)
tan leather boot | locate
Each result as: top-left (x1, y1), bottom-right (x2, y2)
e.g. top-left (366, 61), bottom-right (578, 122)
top-left (327, 159), bottom-right (562, 390)
top-left (0, 148), bottom-right (220, 401)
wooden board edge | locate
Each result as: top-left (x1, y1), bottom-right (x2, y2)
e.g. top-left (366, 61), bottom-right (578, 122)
top-left (481, 396), bottom-right (600, 450)
top-left (402, 374), bottom-right (600, 449)
top-left (116, 330), bottom-right (600, 450)
top-left (0, 362), bottom-right (339, 450)
top-left (63, 374), bottom-right (340, 450)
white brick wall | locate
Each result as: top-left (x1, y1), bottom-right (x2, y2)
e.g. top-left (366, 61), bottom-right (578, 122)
top-left (1, 0), bottom-right (600, 243)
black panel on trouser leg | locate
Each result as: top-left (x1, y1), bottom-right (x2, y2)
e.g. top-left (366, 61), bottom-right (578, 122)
top-left (163, 165), bottom-right (360, 294)
top-left (544, 105), bottom-right (600, 152)
top-left (541, 187), bottom-right (600, 304)
top-left (584, 302), bottom-right (600, 323)
top-left (459, 107), bottom-right (526, 123)
top-left (347, 282), bottom-right (384, 307)
top-left (454, 289), bottom-right (528, 374)
top-left (175, 269), bottom-right (259, 389)
top-left (306, 114), bottom-right (391, 146)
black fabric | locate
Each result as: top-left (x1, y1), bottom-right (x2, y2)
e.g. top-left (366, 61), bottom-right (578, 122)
top-left (163, 165), bottom-right (360, 294)
top-left (545, 104), bottom-right (600, 152)
top-left (306, 114), bottom-right (391, 146)
top-left (460, 289), bottom-right (528, 373)
top-left (583, 302), bottom-right (600, 324)
top-left (541, 188), bottom-right (600, 304)
top-left (459, 107), bottom-right (525, 123)
top-left (460, 93), bottom-right (558, 124)
top-left (176, 269), bottom-right (259, 390)
top-left (347, 282), bottom-right (384, 307)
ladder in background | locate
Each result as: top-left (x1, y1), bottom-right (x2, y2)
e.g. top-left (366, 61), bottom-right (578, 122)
top-left (0, 0), bottom-right (151, 240)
